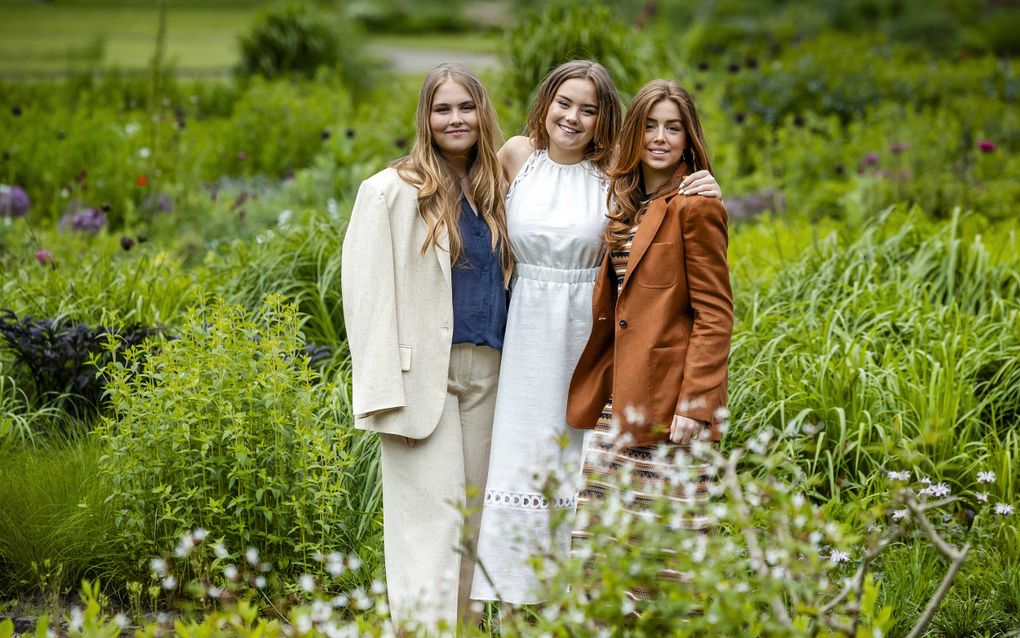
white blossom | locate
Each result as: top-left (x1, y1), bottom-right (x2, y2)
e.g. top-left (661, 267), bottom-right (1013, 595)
top-left (891, 509), bottom-right (909, 521)
top-left (299, 574), bottom-right (316, 592)
top-left (245, 547), bottom-right (259, 566)
top-left (138, 147), bottom-right (151, 159)
top-left (919, 482), bottom-right (950, 498)
top-left (162, 576), bottom-right (177, 590)
top-left (829, 549), bottom-right (850, 564)
top-left (192, 528), bottom-right (208, 542)
top-left (255, 576), bottom-right (266, 589)
top-left (994, 503), bottom-right (1014, 517)
top-left (977, 471), bottom-right (996, 484)
top-left (69, 607), bottom-right (84, 631)
top-left (224, 565), bottom-right (239, 581)
top-left (150, 558), bottom-right (168, 577)
top-left (886, 470), bottom-right (910, 481)
top-left (213, 542), bottom-right (230, 559)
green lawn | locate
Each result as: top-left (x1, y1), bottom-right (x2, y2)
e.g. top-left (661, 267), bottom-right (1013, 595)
top-left (0, 4), bottom-right (500, 76)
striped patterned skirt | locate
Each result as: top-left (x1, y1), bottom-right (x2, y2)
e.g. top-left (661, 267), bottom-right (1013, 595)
top-left (571, 398), bottom-right (713, 601)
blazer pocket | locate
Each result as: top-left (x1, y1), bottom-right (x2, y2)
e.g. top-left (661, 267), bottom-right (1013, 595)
top-left (637, 242), bottom-right (679, 289)
top-left (648, 344), bottom-right (687, 426)
top-left (398, 344), bottom-right (412, 371)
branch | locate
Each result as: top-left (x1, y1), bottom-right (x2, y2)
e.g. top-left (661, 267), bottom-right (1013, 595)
top-left (721, 450), bottom-right (792, 626)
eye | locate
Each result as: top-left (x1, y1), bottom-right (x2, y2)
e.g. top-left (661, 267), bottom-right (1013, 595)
top-left (434, 106), bottom-right (449, 113)
top-left (557, 100), bottom-right (569, 108)
top-left (582, 108), bottom-right (597, 116)
top-left (462, 103), bottom-right (476, 111)
top-left (668, 125), bottom-right (682, 132)
top-left (645, 123), bottom-right (656, 130)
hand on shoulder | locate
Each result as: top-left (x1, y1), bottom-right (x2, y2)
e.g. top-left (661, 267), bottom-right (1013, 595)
top-left (498, 135), bottom-right (536, 183)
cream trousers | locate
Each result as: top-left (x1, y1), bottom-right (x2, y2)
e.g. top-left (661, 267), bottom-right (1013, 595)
top-left (380, 343), bottom-right (500, 632)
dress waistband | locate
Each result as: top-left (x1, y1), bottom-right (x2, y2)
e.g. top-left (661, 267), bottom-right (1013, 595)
top-left (514, 263), bottom-right (599, 283)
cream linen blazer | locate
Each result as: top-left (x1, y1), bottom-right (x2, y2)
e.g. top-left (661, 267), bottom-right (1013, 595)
top-left (341, 167), bottom-right (453, 439)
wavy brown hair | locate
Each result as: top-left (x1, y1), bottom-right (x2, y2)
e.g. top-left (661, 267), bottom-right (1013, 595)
top-left (392, 63), bottom-right (513, 286)
top-left (524, 60), bottom-right (623, 174)
top-left (604, 80), bottom-right (713, 251)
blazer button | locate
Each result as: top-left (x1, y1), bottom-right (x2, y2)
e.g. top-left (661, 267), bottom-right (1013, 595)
top-left (619, 319), bottom-right (628, 328)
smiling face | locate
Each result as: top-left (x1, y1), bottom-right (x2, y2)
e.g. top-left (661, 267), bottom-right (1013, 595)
top-left (641, 98), bottom-right (687, 193)
top-left (428, 79), bottom-right (479, 168)
top-left (544, 77), bottom-right (599, 164)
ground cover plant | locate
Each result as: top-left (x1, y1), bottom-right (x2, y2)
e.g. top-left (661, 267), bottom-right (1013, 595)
top-left (0, 0), bottom-right (1018, 635)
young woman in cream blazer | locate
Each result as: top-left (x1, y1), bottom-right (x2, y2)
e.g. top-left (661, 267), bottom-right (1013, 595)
top-left (341, 63), bottom-right (511, 631)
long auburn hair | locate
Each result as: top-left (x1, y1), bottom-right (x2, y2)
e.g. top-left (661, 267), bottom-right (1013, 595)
top-left (524, 60), bottom-right (623, 174)
top-left (605, 80), bottom-right (713, 251)
top-left (392, 63), bottom-right (513, 286)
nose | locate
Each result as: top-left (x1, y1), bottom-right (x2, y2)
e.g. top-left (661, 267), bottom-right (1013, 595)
top-left (564, 106), bottom-right (580, 123)
top-left (652, 125), bottom-right (665, 141)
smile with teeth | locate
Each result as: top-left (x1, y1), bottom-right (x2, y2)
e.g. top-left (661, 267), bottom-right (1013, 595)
top-left (648, 148), bottom-right (670, 156)
top-left (558, 124), bottom-right (581, 135)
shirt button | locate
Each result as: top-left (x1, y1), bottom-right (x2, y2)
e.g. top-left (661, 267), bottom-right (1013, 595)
top-left (619, 320), bottom-right (628, 328)
top-left (482, 266), bottom-right (488, 272)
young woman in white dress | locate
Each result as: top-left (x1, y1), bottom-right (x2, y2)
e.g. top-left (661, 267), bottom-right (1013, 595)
top-left (470, 60), bottom-right (723, 605)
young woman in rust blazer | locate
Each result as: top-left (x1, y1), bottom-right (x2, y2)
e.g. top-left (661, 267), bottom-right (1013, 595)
top-left (566, 80), bottom-right (732, 548)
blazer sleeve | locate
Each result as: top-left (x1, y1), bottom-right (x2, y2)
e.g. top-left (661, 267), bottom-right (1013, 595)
top-left (676, 198), bottom-right (734, 424)
top-left (341, 178), bottom-right (407, 418)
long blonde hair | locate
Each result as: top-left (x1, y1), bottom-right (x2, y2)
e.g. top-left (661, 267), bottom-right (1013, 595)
top-left (605, 80), bottom-right (713, 251)
top-left (524, 60), bottom-right (623, 174)
top-left (392, 63), bottom-right (513, 286)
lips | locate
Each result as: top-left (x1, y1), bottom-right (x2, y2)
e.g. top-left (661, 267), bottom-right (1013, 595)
top-left (558, 124), bottom-right (581, 136)
top-left (647, 147), bottom-right (670, 156)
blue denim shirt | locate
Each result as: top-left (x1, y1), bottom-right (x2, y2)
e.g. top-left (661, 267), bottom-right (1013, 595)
top-left (451, 198), bottom-right (507, 350)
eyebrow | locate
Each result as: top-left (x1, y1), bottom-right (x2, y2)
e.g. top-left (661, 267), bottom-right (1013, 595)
top-left (555, 93), bottom-right (598, 110)
top-left (433, 99), bottom-right (475, 108)
top-left (647, 117), bottom-right (683, 124)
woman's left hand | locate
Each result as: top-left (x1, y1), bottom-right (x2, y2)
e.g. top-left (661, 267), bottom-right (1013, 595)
top-left (680, 170), bottom-right (723, 200)
top-left (670, 414), bottom-right (706, 445)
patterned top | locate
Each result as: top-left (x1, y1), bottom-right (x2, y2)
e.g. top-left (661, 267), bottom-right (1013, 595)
top-left (609, 223), bottom-right (640, 293)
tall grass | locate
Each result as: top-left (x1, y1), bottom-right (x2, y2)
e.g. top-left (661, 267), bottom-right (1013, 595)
top-left (728, 209), bottom-right (1020, 503)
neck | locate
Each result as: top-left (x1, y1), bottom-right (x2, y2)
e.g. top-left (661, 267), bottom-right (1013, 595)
top-left (443, 152), bottom-right (471, 179)
top-left (547, 143), bottom-right (586, 166)
top-left (642, 168), bottom-right (670, 196)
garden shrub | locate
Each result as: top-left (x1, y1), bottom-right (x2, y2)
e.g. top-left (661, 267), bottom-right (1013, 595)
top-left (0, 310), bottom-right (155, 421)
top-left (237, 0), bottom-right (375, 91)
top-left (349, 0), bottom-right (470, 33)
top-left (501, 4), bottom-right (655, 107)
top-left (95, 296), bottom-right (353, 581)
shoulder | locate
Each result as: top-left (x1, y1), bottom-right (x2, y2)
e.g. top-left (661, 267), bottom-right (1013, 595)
top-left (499, 136), bottom-right (536, 180)
top-left (673, 194), bottom-right (728, 225)
top-left (362, 167), bottom-right (416, 195)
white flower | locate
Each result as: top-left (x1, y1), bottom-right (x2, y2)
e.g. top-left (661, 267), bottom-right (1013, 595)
top-left (295, 614), bottom-right (312, 634)
top-left (150, 558), bottom-right (168, 577)
top-left (976, 492), bottom-right (989, 503)
top-left (192, 528), bottom-right (208, 542)
top-left (162, 576), bottom-right (177, 590)
top-left (331, 595), bottom-right (349, 608)
top-left (299, 573), bottom-right (316, 592)
top-left (213, 542), bottom-right (229, 559)
top-left (919, 482), bottom-right (950, 498)
top-left (977, 471), bottom-right (996, 484)
top-left (325, 552), bottom-right (344, 577)
top-left (245, 547), bottom-right (259, 566)
top-left (371, 579), bottom-right (386, 595)
top-left (277, 209), bottom-right (293, 227)
top-left (223, 565), bottom-right (239, 581)
top-left (311, 601), bottom-right (332, 623)
top-left (125, 122), bottom-right (141, 136)
top-left (113, 613), bottom-right (128, 628)
top-left (174, 534), bottom-right (195, 557)
top-left (994, 503), bottom-right (1014, 517)
top-left (829, 549), bottom-right (850, 564)
top-left (887, 470), bottom-right (910, 481)
top-left (254, 576), bottom-right (266, 589)
top-left (69, 607), bottom-right (84, 631)
top-left (891, 509), bottom-right (909, 521)
top-left (919, 477), bottom-right (932, 485)
top-left (347, 554), bottom-right (362, 572)
top-left (138, 147), bottom-right (151, 159)
top-left (208, 586), bottom-right (222, 599)
top-left (620, 598), bottom-right (636, 615)
top-left (0, 185), bottom-right (9, 195)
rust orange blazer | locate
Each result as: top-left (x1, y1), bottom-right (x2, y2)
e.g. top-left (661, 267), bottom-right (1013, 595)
top-left (566, 191), bottom-right (733, 447)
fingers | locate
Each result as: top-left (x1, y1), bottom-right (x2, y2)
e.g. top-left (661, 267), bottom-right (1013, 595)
top-left (403, 436), bottom-right (417, 448)
top-left (679, 170), bottom-right (723, 200)
top-left (670, 416), bottom-right (703, 445)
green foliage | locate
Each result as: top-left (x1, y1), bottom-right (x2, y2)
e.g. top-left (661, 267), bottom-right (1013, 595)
top-left (349, 0), bottom-right (470, 33)
top-left (728, 210), bottom-right (1020, 502)
top-left (95, 296), bottom-right (353, 581)
top-left (0, 440), bottom-right (115, 597)
top-left (501, 4), bottom-right (654, 107)
top-left (237, 0), bottom-right (375, 90)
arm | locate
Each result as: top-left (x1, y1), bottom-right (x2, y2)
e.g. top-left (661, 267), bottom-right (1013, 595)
top-left (674, 198), bottom-right (733, 427)
top-left (341, 178), bottom-right (407, 418)
top-left (680, 170), bottom-right (723, 200)
top-left (498, 135), bottom-right (535, 184)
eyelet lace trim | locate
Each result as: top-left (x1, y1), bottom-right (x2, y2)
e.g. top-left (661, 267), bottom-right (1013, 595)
top-left (506, 150), bottom-right (543, 201)
top-left (484, 489), bottom-right (576, 510)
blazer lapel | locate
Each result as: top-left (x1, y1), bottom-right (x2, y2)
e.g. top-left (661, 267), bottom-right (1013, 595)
top-left (436, 225), bottom-right (452, 287)
top-left (621, 196), bottom-right (669, 291)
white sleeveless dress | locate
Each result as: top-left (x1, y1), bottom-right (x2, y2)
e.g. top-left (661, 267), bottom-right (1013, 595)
top-left (471, 150), bottom-right (607, 604)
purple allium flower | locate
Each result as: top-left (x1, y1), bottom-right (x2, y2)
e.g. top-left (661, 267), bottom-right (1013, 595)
top-left (35, 250), bottom-right (54, 266)
top-left (864, 152), bottom-right (880, 166)
top-left (11, 105), bottom-right (22, 116)
top-left (727, 62), bottom-right (740, 73)
top-left (734, 112), bottom-right (746, 124)
top-left (697, 61), bottom-right (710, 71)
top-left (793, 115), bottom-right (805, 127)
top-left (978, 139), bottom-right (996, 153)
top-left (120, 236), bottom-right (135, 251)
top-left (890, 141), bottom-right (909, 154)
top-left (394, 137), bottom-right (408, 149)
top-left (62, 207), bottom-right (106, 234)
top-left (143, 192), bottom-right (174, 214)
top-left (237, 151), bottom-right (248, 161)
top-left (0, 184), bottom-right (30, 218)
top-left (745, 57), bottom-right (759, 69)
top-left (835, 164), bottom-right (845, 175)
top-left (694, 82), bottom-right (704, 91)
top-left (345, 128), bottom-right (356, 139)
top-left (321, 130), bottom-right (331, 140)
